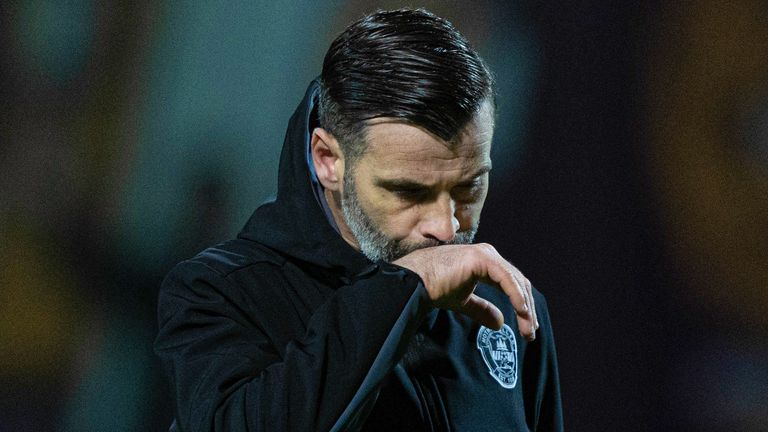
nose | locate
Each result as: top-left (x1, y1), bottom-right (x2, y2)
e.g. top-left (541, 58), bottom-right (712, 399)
top-left (419, 194), bottom-right (459, 243)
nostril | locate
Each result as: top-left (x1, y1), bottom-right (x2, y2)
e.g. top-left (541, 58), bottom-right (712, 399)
top-left (420, 235), bottom-right (444, 247)
top-left (423, 226), bottom-right (456, 243)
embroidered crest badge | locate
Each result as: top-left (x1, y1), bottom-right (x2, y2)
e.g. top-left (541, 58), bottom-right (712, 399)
top-left (476, 324), bottom-right (518, 389)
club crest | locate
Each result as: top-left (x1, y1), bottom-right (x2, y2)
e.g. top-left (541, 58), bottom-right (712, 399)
top-left (476, 324), bottom-right (518, 389)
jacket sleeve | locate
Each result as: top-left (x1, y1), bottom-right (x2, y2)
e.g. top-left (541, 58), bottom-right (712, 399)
top-left (154, 259), bottom-right (431, 432)
top-left (523, 292), bottom-right (564, 432)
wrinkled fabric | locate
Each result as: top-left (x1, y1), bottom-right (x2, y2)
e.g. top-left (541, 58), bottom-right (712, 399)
top-left (155, 79), bottom-right (563, 431)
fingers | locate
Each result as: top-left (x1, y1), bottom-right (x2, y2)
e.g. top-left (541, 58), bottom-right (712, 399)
top-left (477, 245), bottom-right (537, 341)
top-left (512, 271), bottom-right (538, 339)
top-left (399, 243), bottom-right (538, 338)
top-left (523, 277), bottom-right (539, 333)
top-left (458, 293), bottom-right (504, 331)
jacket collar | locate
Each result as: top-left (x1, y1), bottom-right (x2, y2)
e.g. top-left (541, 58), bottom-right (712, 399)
top-left (238, 79), bottom-right (372, 277)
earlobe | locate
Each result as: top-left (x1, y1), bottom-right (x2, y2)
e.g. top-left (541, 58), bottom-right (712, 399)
top-left (311, 128), bottom-right (344, 191)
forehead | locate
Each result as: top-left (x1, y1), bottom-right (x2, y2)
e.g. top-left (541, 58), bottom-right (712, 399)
top-left (358, 101), bottom-right (494, 176)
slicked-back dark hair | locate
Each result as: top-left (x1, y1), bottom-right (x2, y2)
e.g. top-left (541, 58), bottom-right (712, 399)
top-left (318, 8), bottom-right (495, 164)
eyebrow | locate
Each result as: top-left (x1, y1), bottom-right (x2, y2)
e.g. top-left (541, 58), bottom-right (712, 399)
top-left (374, 164), bottom-right (492, 190)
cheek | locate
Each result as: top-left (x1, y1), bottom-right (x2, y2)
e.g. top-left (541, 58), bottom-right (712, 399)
top-left (370, 196), bottom-right (421, 237)
top-left (356, 185), bottom-right (419, 237)
top-left (455, 203), bottom-right (483, 229)
top-left (456, 187), bottom-right (487, 229)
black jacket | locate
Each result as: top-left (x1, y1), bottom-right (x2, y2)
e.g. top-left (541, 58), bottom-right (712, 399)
top-left (155, 79), bottom-right (564, 432)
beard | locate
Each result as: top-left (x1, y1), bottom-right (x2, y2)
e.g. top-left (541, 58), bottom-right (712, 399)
top-left (341, 170), bottom-right (478, 263)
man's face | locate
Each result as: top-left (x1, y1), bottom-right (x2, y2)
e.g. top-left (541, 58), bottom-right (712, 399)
top-left (340, 99), bottom-right (494, 262)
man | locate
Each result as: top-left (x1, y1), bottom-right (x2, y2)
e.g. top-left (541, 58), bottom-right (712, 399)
top-left (155, 8), bottom-right (563, 431)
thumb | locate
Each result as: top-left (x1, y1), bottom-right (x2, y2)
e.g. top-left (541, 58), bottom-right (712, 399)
top-left (457, 294), bottom-right (504, 330)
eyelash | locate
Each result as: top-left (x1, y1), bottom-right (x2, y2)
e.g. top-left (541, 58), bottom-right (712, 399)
top-left (454, 182), bottom-right (483, 198)
top-left (393, 188), bottom-right (428, 198)
top-left (392, 181), bottom-right (483, 200)
top-left (456, 181), bottom-right (482, 190)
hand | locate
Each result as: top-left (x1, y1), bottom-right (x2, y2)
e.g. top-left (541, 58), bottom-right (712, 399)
top-left (393, 243), bottom-right (538, 340)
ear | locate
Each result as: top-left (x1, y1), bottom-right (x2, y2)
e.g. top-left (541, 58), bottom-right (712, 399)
top-left (311, 127), bottom-right (345, 192)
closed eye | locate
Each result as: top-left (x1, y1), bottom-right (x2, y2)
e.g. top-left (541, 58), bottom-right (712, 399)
top-left (391, 186), bottom-right (430, 200)
top-left (452, 179), bottom-right (485, 201)
top-left (456, 179), bottom-right (482, 189)
top-left (375, 178), bottom-right (432, 200)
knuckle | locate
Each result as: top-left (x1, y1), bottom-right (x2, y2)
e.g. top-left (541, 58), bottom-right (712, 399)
top-left (470, 245), bottom-right (489, 261)
top-left (476, 243), bottom-right (496, 255)
top-left (508, 269), bottom-right (524, 289)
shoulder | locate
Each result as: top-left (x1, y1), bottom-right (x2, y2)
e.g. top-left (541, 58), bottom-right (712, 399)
top-left (157, 239), bottom-right (294, 328)
top-left (185, 238), bottom-right (285, 276)
top-left (160, 238), bottom-right (289, 302)
top-left (164, 238), bottom-right (287, 283)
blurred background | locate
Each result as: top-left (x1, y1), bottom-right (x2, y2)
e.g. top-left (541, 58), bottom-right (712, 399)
top-left (1, 1), bottom-right (766, 430)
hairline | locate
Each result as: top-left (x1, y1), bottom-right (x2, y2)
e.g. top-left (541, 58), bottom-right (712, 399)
top-left (339, 95), bottom-right (496, 170)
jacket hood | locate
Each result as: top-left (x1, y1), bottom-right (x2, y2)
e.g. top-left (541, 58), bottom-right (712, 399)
top-left (238, 79), bottom-right (372, 276)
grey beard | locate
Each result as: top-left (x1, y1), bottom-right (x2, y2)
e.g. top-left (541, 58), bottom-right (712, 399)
top-left (341, 171), bottom-right (478, 262)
